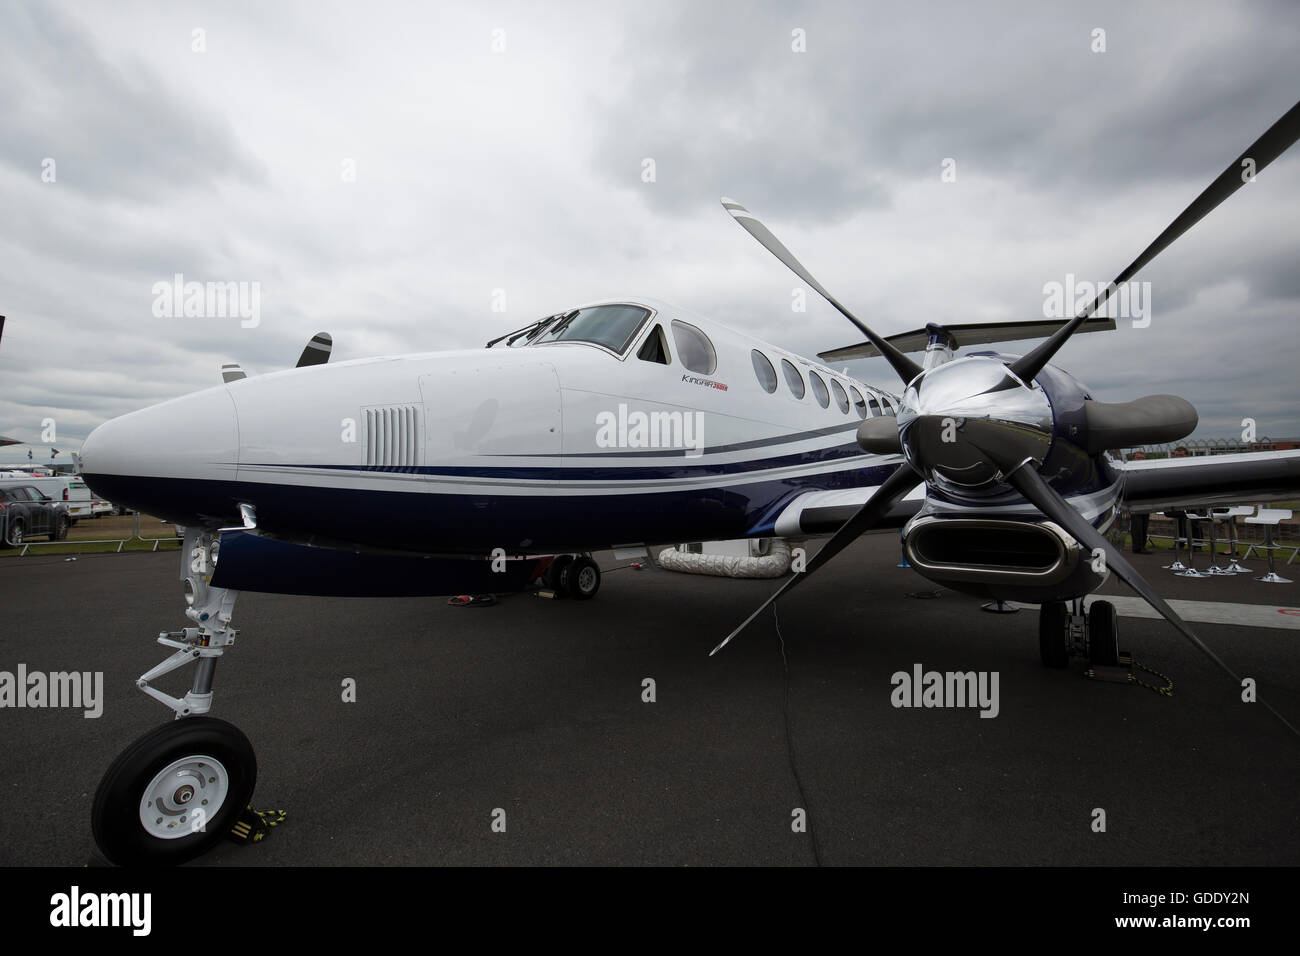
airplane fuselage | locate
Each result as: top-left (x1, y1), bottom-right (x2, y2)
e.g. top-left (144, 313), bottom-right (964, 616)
top-left (80, 298), bottom-right (909, 556)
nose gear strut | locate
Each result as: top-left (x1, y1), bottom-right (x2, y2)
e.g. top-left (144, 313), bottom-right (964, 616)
top-left (136, 528), bottom-right (240, 717)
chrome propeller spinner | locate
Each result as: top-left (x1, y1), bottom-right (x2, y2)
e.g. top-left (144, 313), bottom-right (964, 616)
top-left (895, 356), bottom-right (1053, 492)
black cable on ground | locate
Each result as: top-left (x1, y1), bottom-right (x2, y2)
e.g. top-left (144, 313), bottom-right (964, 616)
top-left (773, 606), bottom-right (822, 867)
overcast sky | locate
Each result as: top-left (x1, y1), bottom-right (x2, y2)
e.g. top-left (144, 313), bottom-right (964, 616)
top-left (1, 0), bottom-right (1298, 464)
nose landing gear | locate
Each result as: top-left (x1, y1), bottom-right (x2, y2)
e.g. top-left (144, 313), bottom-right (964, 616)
top-left (90, 528), bottom-right (259, 866)
top-left (1038, 597), bottom-right (1120, 669)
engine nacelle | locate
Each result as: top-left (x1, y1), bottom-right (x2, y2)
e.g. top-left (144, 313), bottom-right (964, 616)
top-left (901, 514), bottom-right (1107, 603)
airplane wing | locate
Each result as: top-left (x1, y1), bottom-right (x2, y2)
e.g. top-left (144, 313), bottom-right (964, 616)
top-left (1116, 450), bottom-right (1300, 512)
top-left (770, 450), bottom-right (1300, 533)
top-left (817, 317), bottom-right (1116, 363)
top-left (770, 481), bottom-right (928, 537)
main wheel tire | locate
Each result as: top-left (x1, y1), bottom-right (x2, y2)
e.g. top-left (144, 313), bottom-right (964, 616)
top-left (52, 515), bottom-right (70, 541)
top-left (568, 556), bottom-right (601, 600)
top-left (545, 555), bottom-right (575, 596)
top-left (3, 518), bottom-right (24, 548)
top-left (1088, 600), bottom-right (1120, 667)
top-left (1038, 601), bottom-right (1070, 668)
top-left (92, 717), bottom-right (257, 866)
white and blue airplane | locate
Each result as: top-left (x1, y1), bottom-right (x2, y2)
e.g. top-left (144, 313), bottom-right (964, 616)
top-left (68, 98), bottom-right (1300, 865)
top-left (80, 296), bottom-right (911, 583)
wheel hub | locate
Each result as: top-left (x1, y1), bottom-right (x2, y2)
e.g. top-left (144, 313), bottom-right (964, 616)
top-left (139, 755), bottom-right (230, 839)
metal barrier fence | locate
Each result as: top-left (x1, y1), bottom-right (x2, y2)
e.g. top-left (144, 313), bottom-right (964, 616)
top-left (1125, 438), bottom-right (1293, 459)
top-left (1, 510), bottom-right (182, 556)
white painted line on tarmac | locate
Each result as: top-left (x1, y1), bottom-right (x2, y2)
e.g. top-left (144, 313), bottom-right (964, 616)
top-left (1012, 596), bottom-right (1300, 630)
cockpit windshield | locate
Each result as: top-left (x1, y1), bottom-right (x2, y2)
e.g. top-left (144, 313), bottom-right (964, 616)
top-left (530, 304), bottom-right (651, 355)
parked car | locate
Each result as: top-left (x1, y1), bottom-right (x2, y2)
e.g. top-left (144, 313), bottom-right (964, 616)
top-left (0, 481), bottom-right (72, 547)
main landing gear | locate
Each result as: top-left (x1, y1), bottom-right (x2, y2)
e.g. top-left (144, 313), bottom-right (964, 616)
top-left (91, 529), bottom-right (256, 866)
top-left (543, 553), bottom-right (601, 600)
top-left (1038, 597), bottom-right (1119, 669)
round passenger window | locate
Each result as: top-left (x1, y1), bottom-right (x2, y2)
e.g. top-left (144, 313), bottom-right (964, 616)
top-left (752, 350), bottom-right (777, 393)
top-left (831, 379), bottom-right (850, 414)
top-left (849, 386), bottom-right (867, 419)
top-left (809, 371), bottom-right (830, 408)
top-left (780, 359), bottom-right (805, 399)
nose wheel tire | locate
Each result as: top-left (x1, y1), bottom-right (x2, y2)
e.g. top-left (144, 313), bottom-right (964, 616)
top-left (92, 717), bottom-right (257, 866)
top-left (1087, 599), bottom-right (1120, 667)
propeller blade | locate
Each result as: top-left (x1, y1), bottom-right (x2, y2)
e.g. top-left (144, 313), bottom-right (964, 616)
top-left (296, 332), bottom-right (333, 368)
top-left (222, 332), bottom-right (333, 383)
top-left (1003, 459), bottom-right (1300, 740)
top-left (720, 198), bottom-right (923, 385)
top-left (1010, 98), bottom-right (1300, 384)
top-left (711, 463), bottom-right (921, 656)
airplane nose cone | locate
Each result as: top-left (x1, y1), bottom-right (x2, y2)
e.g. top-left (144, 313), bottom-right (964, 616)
top-left (80, 387), bottom-right (241, 523)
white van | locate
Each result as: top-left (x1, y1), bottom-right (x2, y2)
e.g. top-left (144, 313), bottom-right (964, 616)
top-left (23, 475), bottom-right (96, 521)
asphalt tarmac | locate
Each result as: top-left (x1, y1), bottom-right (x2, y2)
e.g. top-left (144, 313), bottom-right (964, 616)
top-left (1, 535), bottom-right (1297, 866)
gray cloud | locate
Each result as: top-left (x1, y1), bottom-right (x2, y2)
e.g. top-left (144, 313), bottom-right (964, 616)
top-left (589, 0), bottom-right (1300, 221)
top-left (0, 3), bottom-right (265, 200)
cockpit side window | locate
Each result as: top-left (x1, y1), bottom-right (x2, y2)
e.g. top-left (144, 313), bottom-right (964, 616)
top-left (637, 324), bottom-right (671, 365)
top-left (532, 304), bottom-right (652, 355)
